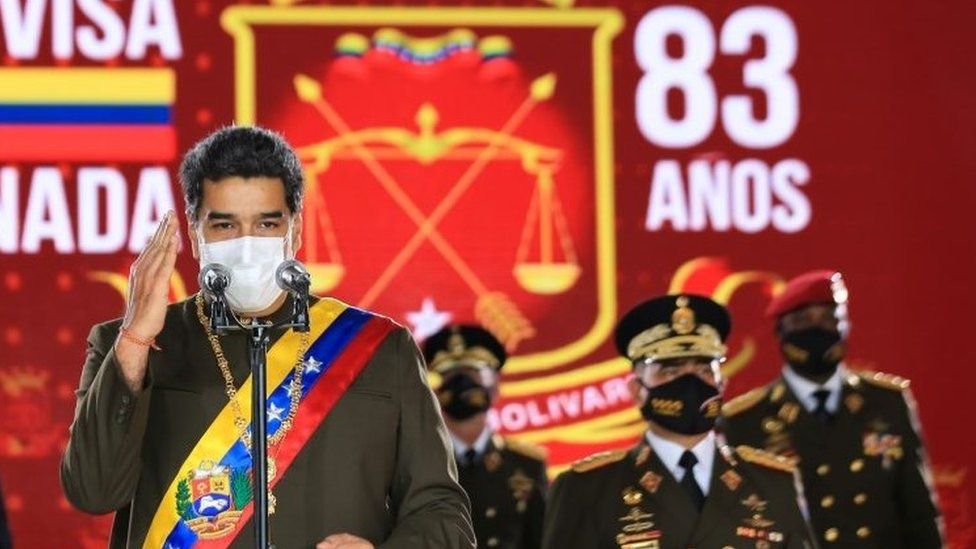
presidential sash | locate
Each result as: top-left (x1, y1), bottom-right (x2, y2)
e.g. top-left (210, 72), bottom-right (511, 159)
top-left (143, 299), bottom-right (395, 549)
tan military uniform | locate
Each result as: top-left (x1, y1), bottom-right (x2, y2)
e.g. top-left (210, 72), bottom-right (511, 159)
top-left (60, 295), bottom-right (475, 548)
top-left (722, 370), bottom-right (943, 548)
top-left (542, 439), bottom-right (815, 549)
top-left (458, 434), bottom-right (547, 549)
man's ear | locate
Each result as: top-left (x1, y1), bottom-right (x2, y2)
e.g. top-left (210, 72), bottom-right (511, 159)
top-left (486, 370), bottom-right (501, 398)
top-left (187, 217), bottom-right (200, 260)
top-left (627, 376), bottom-right (643, 403)
top-left (290, 212), bottom-right (303, 255)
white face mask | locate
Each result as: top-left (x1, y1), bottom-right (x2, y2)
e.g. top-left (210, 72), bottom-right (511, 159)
top-left (198, 226), bottom-right (292, 315)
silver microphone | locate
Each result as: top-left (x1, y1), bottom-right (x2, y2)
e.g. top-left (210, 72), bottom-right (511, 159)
top-left (275, 260), bottom-right (311, 295)
top-left (199, 263), bottom-right (231, 296)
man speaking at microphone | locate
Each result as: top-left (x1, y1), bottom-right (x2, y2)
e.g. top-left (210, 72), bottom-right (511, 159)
top-left (60, 126), bottom-right (475, 549)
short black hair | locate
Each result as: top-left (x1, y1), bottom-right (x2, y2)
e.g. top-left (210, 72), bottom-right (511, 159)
top-left (179, 126), bottom-right (304, 222)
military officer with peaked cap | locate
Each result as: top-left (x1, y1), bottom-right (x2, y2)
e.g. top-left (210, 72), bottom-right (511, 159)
top-left (424, 324), bottom-right (548, 549)
top-left (543, 294), bottom-right (816, 549)
top-left (722, 270), bottom-right (944, 547)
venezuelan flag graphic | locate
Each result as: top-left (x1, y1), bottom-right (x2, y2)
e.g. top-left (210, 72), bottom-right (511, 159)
top-left (0, 68), bottom-right (176, 162)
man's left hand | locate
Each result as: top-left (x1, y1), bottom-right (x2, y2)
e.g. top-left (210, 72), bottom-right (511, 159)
top-left (316, 533), bottom-right (374, 549)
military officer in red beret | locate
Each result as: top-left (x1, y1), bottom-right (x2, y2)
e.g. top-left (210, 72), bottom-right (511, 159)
top-left (423, 325), bottom-right (548, 549)
top-left (543, 294), bottom-right (816, 549)
top-left (722, 270), bottom-right (944, 547)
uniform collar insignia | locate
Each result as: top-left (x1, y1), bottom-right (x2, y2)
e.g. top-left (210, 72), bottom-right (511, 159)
top-left (721, 469), bottom-right (743, 491)
top-left (778, 402), bottom-right (801, 424)
top-left (485, 451), bottom-right (502, 472)
top-left (845, 393), bottom-right (864, 414)
top-left (634, 445), bottom-right (651, 468)
top-left (640, 471), bottom-right (662, 494)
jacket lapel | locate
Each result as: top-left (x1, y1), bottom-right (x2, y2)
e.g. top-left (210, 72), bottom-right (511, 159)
top-left (834, 372), bottom-right (872, 454)
top-left (690, 446), bottom-right (742, 543)
top-left (632, 442), bottom-right (699, 544)
top-left (776, 375), bottom-right (830, 456)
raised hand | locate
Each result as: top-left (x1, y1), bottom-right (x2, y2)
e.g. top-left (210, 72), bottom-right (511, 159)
top-left (115, 210), bottom-right (180, 392)
top-left (123, 210), bottom-right (180, 338)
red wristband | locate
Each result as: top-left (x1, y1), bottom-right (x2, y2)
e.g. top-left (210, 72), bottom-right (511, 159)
top-left (119, 327), bottom-right (161, 351)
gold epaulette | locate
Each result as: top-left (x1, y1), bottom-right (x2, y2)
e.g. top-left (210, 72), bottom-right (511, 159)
top-left (502, 436), bottom-right (548, 462)
top-left (570, 450), bottom-right (627, 473)
top-left (735, 445), bottom-right (797, 474)
top-left (722, 386), bottom-right (769, 417)
top-left (855, 370), bottom-right (911, 391)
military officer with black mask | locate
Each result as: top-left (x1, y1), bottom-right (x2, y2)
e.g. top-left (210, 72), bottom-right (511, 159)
top-left (424, 325), bottom-right (548, 549)
top-left (543, 295), bottom-right (816, 549)
top-left (723, 270), bottom-right (944, 547)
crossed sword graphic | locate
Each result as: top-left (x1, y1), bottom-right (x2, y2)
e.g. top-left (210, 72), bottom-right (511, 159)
top-left (294, 73), bottom-right (558, 349)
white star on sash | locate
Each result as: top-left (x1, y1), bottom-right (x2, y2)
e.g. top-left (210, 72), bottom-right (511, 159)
top-left (304, 356), bottom-right (323, 375)
top-left (268, 403), bottom-right (286, 423)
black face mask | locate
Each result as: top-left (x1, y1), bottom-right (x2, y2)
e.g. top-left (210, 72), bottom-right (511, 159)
top-left (639, 374), bottom-right (721, 435)
top-left (436, 374), bottom-right (492, 421)
top-left (781, 328), bottom-right (845, 378)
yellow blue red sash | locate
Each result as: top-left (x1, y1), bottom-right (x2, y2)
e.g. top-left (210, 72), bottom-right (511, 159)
top-left (142, 299), bottom-right (394, 549)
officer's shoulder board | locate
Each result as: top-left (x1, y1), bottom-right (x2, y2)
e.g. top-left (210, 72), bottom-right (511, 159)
top-left (499, 436), bottom-right (548, 462)
top-left (722, 386), bottom-right (769, 417)
top-left (853, 369), bottom-right (911, 391)
top-left (570, 449), bottom-right (628, 473)
top-left (735, 445), bottom-right (797, 474)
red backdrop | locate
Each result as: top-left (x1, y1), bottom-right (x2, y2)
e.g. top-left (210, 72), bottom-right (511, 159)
top-left (0, 0), bottom-right (974, 546)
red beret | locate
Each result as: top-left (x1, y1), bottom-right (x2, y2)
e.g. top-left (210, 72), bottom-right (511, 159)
top-left (765, 270), bottom-right (849, 318)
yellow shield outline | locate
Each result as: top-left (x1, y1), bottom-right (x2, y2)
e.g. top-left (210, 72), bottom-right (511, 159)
top-left (221, 6), bottom-right (623, 375)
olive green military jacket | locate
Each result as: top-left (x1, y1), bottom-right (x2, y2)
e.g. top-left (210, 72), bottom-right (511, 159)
top-left (60, 295), bottom-right (476, 549)
top-left (722, 369), bottom-right (943, 548)
top-left (457, 434), bottom-right (547, 549)
top-left (542, 439), bottom-right (816, 549)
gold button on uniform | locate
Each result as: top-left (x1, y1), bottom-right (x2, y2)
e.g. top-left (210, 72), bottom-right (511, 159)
top-left (485, 507), bottom-right (497, 518)
top-left (824, 528), bottom-right (839, 542)
top-left (486, 537), bottom-right (499, 547)
top-left (850, 459), bottom-right (864, 472)
top-left (854, 493), bottom-right (868, 505)
top-left (857, 527), bottom-right (871, 538)
top-left (821, 495), bottom-right (835, 508)
top-left (817, 464), bottom-right (830, 476)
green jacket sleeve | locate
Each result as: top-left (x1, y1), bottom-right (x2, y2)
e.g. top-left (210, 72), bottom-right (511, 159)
top-left (380, 328), bottom-right (476, 549)
top-left (785, 469), bottom-right (818, 549)
top-left (522, 462), bottom-right (548, 549)
top-left (895, 388), bottom-right (945, 547)
top-left (59, 322), bottom-right (153, 514)
top-left (541, 472), bottom-right (599, 549)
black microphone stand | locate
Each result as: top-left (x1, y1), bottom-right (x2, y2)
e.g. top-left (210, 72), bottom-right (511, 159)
top-left (207, 288), bottom-right (310, 549)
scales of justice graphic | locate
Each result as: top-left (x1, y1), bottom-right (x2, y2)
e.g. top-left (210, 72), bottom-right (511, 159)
top-left (292, 67), bottom-right (576, 351)
top-left (218, 6), bottom-right (625, 374)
